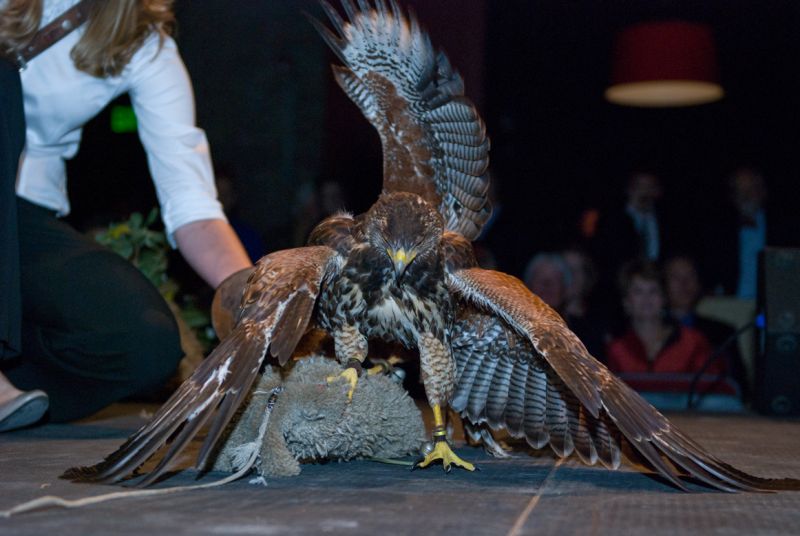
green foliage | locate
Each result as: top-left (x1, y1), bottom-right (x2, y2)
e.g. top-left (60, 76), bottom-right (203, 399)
top-left (94, 208), bottom-right (215, 351)
top-left (95, 208), bottom-right (166, 286)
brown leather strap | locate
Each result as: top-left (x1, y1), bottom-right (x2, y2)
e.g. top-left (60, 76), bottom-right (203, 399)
top-left (10, 0), bottom-right (91, 71)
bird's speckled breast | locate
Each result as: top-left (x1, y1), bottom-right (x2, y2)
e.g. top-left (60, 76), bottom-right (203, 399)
top-left (317, 245), bottom-right (452, 349)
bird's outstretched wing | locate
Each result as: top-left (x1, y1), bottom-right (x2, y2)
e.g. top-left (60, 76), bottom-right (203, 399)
top-left (310, 0), bottom-right (491, 240)
top-left (448, 267), bottom-right (800, 492)
top-left (62, 246), bottom-right (341, 486)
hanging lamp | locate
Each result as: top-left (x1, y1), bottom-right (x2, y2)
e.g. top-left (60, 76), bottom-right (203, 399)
top-left (605, 20), bottom-right (724, 107)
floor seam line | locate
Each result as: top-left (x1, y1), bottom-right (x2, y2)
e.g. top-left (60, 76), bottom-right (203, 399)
top-left (505, 458), bottom-right (565, 536)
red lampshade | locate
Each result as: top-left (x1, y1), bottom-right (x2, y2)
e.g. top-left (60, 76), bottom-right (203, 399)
top-left (606, 21), bottom-right (724, 107)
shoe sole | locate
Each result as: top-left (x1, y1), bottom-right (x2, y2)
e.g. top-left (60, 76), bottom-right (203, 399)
top-left (0, 394), bottom-right (49, 432)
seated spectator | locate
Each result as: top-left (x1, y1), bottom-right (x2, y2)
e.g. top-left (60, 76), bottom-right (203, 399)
top-left (590, 170), bottom-right (674, 330)
top-left (562, 247), bottom-right (609, 362)
top-left (704, 166), bottom-right (798, 297)
top-left (562, 248), bottom-right (597, 319)
top-left (595, 171), bottom-right (665, 265)
top-left (664, 254), bottom-right (748, 397)
top-left (606, 260), bottom-right (741, 411)
top-left (524, 252), bottom-right (607, 360)
top-left (523, 253), bottom-right (570, 313)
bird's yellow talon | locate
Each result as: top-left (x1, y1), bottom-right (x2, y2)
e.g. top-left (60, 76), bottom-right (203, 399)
top-left (367, 366), bottom-right (384, 376)
top-left (414, 440), bottom-right (476, 472)
top-left (414, 404), bottom-right (475, 471)
top-left (326, 367), bottom-right (360, 400)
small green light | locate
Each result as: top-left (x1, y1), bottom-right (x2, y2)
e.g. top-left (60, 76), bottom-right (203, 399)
top-left (110, 104), bottom-right (137, 133)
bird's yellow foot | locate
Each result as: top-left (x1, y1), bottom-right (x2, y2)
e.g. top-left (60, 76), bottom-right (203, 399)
top-left (326, 360), bottom-right (362, 400)
top-left (366, 356), bottom-right (398, 375)
top-left (414, 404), bottom-right (476, 472)
top-left (414, 439), bottom-right (476, 472)
top-left (367, 364), bottom-right (387, 376)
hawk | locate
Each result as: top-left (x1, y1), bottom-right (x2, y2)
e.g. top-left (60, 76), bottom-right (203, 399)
top-left (65, 0), bottom-right (798, 491)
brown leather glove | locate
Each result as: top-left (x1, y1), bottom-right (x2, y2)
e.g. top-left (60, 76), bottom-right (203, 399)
top-left (211, 266), bottom-right (255, 340)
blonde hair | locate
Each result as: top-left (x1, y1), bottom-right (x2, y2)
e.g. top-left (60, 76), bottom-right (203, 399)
top-left (0, 0), bottom-right (174, 77)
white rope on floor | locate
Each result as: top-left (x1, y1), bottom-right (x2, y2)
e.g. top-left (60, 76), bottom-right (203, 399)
top-left (0, 387), bottom-right (283, 518)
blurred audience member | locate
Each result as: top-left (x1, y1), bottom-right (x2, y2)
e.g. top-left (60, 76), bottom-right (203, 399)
top-left (709, 167), bottom-right (767, 298)
top-left (624, 171), bottom-right (664, 261)
top-left (594, 171), bottom-right (665, 265)
top-left (664, 255), bottom-right (703, 325)
top-left (562, 248), bottom-right (598, 319)
top-left (606, 261), bottom-right (739, 407)
top-left (591, 171), bottom-right (672, 319)
top-left (562, 247), bottom-right (609, 361)
top-left (523, 253), bottom-right (570, 313)
top-left (524, 251), bottom-right (607, 360)
top-left (664, 254), bottom-right (748, 396)
top-left (705, 167), bottom-right (798, 297)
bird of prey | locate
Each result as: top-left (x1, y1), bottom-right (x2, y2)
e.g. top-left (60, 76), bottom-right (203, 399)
top-left (64, 0), bottom-right (799, 491)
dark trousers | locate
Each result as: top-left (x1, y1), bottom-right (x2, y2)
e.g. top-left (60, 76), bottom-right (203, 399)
top-left (1, 59), bottom-right (25, 359)
top-left (1, 198), bottom-right (183, 422)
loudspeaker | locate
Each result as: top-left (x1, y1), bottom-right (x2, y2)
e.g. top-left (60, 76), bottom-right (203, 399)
top-left (755, 247), bottom-right (800, 416)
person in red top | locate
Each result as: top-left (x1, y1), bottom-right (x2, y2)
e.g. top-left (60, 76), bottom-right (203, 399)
top-left (606, 261), bottom-right (738, 403)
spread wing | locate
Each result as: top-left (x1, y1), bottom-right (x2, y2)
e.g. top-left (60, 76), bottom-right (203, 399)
top-left (311, 0), bottom-right (491, 240)
top-left (62, 246), bottom-right (341, 485)
top-left (448, 267), bottom-right (800, 492)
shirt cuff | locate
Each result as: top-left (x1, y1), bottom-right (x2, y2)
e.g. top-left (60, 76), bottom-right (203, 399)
top-left (163, 202), bottom-right (228, 248)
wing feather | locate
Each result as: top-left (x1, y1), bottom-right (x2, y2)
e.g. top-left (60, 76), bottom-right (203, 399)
top-left (503, 358), bottom-right (528, 437)
top-left (465, 355), bottom-right (499, 421)
top-left (424, 99), bottom-right (479, 123)
top-left (431, 119), bottom-right (485, 137)
top-left (567, 393), bottom-right (598, 466)
top-left (484, 353), bottom-right (513, 427)
top-left (312, 0), bottom-right (491, 240)
top-left (451, 329), bottom-right (485, 411)
top-left (448, 267), bottom-right (800, 491)
top-left (441, 154), bottom-right (488, 176)
top-left (544, 379), bottom-right (573, 457)
top-left (63, 246), bottom-right (341, 485)
top-left (522, 362), bottom-right (548, 449)
top-left (591, 413), bottom-right (622, 470)
top-left (432, 131), bottom-right (486, 147)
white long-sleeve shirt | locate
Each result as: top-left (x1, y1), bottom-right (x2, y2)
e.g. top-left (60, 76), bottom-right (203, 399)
top-left (15, 1), bottom-right (225, 245)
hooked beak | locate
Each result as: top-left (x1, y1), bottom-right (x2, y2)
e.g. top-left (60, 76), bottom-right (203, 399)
top-left (387, 247), bottom-right (416, 279)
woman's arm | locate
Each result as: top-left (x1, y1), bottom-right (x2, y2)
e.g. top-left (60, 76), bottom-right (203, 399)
top-left (174, 219), bottom-right (252, 289)
top-left (126, 36), bottom-right (253, 288)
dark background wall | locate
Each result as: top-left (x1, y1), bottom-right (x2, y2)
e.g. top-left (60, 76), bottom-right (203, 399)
top-left (484, 0), bottom-right (800, 274)
top-left (67, 0), bottom-right (799, 277)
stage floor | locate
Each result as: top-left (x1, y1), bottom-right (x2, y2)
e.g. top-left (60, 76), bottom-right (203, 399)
top-left (1, 406), bottom-right (799, 535)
